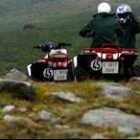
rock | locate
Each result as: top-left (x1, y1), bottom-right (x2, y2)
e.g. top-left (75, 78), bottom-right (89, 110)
top-left (37, 110), bottom-right (60, 123)
top-left (18, 107), bottom-right (27, 112)
top-left (1, 105), bottom-right (28, 113)
top-left (1, 105), bottom-right (16, 113)
top-left (129, 77), bottom-right (140, 82)
top-left (97, 82), bottom-right (120, 87)
top-left (55, 124), bottom-right (70, 130)
top-left (90, 134), bottom-right (110, 139)
top-left (128, 136), bottom-right (140, 139)
top-left (23, 23), bottom-right (41, 30)
top-left (51, 92), bottom-right (83, 103)
top-left (5, 69), bottom-right (28, 81)
top-left (58, 129), bottom-right (83, 139)
top-left (118, 127), bottom-right (135, 135)
top-left (4, 115), bottom-right (34, 125)
top-left (101, 83), bottom-right (133, 100)
top-left (81, 107), bottom-right (140, 135)
top-left (0, 79), bottom-right (35, 100)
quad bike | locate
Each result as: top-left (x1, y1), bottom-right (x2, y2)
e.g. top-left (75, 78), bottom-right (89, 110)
top-left (27, 42), bottom-right (73, 81)
top-left (73, 43), bottom-right (139, 81)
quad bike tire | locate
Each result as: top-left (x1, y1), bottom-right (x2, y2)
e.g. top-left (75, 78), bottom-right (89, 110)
top-left (30, 62), bottom-right (48, 81)
top-left (67, 69), bottom-right (74, 81)
top-left (134, 65), bottom-right (140, 77)
top-left (118, 62), bottom-right (134, 81)
top-left (74, 66), bottom-right (90, 81)
top-left (66, 62), bottom-right (74, 81)
top-left (119, 66), bottom-right (134, 81)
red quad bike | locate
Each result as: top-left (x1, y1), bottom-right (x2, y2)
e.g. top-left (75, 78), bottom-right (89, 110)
top-left (73, 43), bottom-right (139, 81)
top-left (27, 42), bottom-right (73, 81)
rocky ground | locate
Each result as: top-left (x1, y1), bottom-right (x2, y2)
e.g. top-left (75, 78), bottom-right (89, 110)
top-left (0, 69), bottom-right (140, 139)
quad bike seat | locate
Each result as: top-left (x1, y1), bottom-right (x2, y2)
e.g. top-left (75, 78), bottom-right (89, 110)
top-left (50, 49), bottom-right (67, 55)
top-left (44, 49), bottom-right (67, 59)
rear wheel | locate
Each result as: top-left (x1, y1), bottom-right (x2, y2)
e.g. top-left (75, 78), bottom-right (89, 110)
top-left (119, 62), bottom-right (134, 81)
top-left (74, 66), bottom-right (90, 81)
top-left (30, 63), bottom-right (49, 81)
top-left (122, 65), bottom-right (134, 81)
top-left (134, 65), bottom-right (140, 77)
top-left (67, 66), bottom-right (74, 81)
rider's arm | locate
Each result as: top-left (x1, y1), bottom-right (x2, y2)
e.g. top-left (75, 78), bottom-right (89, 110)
top-left (114, 18), bottom-right (123, 37)
top-left (79, 19), bottom-right (95, 37)
top-left (130, 14), bottom-right (140, 34)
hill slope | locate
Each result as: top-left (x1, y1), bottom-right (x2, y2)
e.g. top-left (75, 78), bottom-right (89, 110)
top-left (0, 0), bottom-right (140, 31)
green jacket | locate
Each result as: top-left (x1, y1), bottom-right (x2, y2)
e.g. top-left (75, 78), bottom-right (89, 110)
top-left (80, 13), bottom-right (121, 48)
top-left (118, 19), bottom-right (140, 48)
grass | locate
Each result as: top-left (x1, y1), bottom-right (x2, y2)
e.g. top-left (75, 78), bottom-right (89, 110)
top-left (0, 80), bottom-right (140, 138)
top-left (0, 10), bottom-right (92, 75)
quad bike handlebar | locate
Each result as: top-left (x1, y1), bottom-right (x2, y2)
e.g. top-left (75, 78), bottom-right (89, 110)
top-left (33, 42), bottom-right (72, 53)
top-left (56, 43), bottom-right (71, 49)
top-left (33, 45), bottom-right (43, 49)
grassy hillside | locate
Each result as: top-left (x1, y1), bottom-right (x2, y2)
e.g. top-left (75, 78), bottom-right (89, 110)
top-left (0, 0), bottom-right (140, 75)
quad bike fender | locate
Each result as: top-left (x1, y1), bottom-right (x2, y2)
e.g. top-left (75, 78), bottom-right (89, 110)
top-left (73, 56), bottom-right (78, 68)
top-left (120, 52), bottom-right (138, 57)
top-left (50, 49), bottom-right (67, 56)
top-left (27, 64), bottom-right (32, 77)
top-left (120, 52), bottom-right (138, 61)
top-left (77, 53), bottom-right (97, 68)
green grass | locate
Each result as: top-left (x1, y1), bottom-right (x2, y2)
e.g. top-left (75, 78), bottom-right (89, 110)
top-left (0, 10), bottom-right (93, 75)
top-left (0, 80), bottom-right (140, 138)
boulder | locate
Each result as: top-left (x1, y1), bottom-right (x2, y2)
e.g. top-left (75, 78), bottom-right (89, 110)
top-left (0, 79), bottom-right (34, 100)
top-left (5, 69), bottom-right (28, 81)
top-left (90, 134), bottom-right (110, 139)
top-left (81, 107), bottom-right (140, 135)
top-left (4, 115), bottom-right (34, 126)
top-left (99, 82), bottom-right (133, 100)
top-left (37, 110), bottom-right (60, 123)
top-left (1, 105), bottom-right (27, 113)
top-left (1, 105), bottom-right (16, 113)
top-left (23, 23), bottom-right (41, 30)
top-left (51, 92), bottom-right (83, 103)
top-left (129, 77), bottom-right (140, 82)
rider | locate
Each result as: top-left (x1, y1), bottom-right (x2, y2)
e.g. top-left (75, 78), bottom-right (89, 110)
top-left (116, 4), bottom-right (140, 48)
top-left (79, 2), bottom-right (122, 48)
